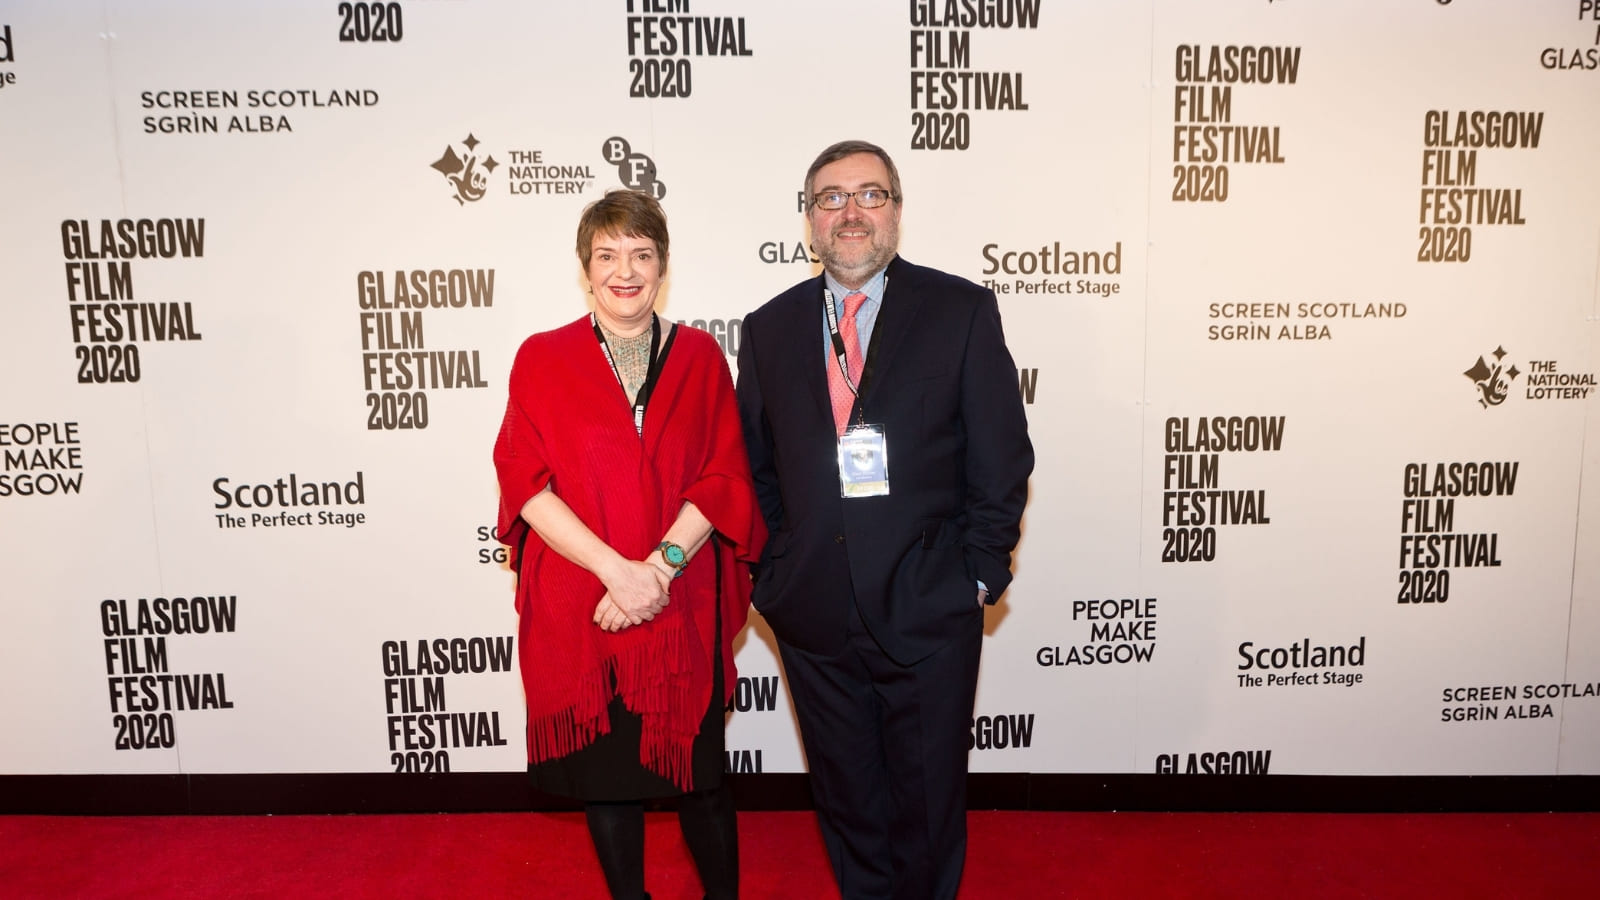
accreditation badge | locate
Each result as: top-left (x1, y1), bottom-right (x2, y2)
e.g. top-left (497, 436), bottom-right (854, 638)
top-left (838, 424), bottom-right (890, 498)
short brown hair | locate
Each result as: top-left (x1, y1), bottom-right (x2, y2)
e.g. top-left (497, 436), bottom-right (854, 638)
top-left (576, 189), bottom-right (669, 270)
top-left (803, 140), bottom-right (903, 207)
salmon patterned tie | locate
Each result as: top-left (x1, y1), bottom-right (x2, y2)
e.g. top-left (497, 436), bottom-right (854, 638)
top-left (828, 292), bottom-right (867, 435)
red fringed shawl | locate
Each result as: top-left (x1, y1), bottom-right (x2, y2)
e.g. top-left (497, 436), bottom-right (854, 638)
top-left (493, 317), bottom-right (765, 791)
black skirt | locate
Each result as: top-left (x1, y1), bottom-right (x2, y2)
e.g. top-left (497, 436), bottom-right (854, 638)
top-left (528, 575), bottom-right (726, 801)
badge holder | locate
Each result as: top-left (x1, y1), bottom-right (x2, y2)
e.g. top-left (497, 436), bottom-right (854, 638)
top-left (838, 424), bottom-right (890, 498)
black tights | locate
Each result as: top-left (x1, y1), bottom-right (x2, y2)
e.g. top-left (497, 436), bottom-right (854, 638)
top-left (584, 800), bottom-right (647, 899)
top-left (583, 781), bottom-right (739, 900)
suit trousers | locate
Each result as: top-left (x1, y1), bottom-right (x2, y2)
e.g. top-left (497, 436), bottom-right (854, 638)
top-left (778, 600), bottom-right (983, 900)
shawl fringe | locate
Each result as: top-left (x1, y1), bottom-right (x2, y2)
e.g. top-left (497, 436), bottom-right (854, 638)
top-left (525, 611), bottom-right (703, 792)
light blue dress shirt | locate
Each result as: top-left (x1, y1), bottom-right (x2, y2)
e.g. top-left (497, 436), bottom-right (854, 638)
top-left (821, 267), bottom-right (887, 367)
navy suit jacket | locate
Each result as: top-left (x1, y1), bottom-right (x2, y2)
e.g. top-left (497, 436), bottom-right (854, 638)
top-left (736, 256), bottom-right (1033, 665)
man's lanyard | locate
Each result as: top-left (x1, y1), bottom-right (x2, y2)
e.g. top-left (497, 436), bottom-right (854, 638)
top-left (823, 280), bottom-right (887, 427)
top-left (592, 312), bottom-right (665, 437)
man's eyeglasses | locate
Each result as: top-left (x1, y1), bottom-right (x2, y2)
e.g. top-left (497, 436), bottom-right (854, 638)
top-left (810, 189), bottom-right (897, 211)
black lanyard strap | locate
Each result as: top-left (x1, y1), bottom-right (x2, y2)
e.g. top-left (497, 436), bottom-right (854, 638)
top-left (592, 313), bottom-right (665, 437)
top-left (823, 282), bottom-right (888, 427)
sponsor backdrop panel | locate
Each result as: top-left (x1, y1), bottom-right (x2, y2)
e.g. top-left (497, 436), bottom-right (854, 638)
top-left (2, 0), bottom-right (1598, 789)
top-left (90, 2), bottom-right (521, 774)
top-left (1143, 0), bottom-right (1379, 776)
top-left (1564, 319), bottom-right (1600, 774)
top-left (959, 1), bottom-right (1154, 773)
top-left (0, 6), bottom-right (183, 775)
top-left (1139, 0), bottom-right (1599, 777)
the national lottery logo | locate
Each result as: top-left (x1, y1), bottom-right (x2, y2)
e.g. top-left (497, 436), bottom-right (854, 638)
top-left (1462, 346), bottom-right (1519, 409)
top-left (430, 133), bottom-right (499, 206)
top-left (600, 136), bottom-right (667, 199)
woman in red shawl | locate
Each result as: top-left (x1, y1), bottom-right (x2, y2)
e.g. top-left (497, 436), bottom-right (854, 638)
top-left (494, 189), bottom-right (765, 900)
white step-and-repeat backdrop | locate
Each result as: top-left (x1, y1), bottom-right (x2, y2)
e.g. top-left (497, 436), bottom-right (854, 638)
top-left (2, 0), bottom-right (1597, 781)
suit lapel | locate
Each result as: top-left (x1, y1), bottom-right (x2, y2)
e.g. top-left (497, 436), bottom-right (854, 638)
top-left (779, 258), bottom-right (924, 431)
top-left (776, 275), bottom-right (835, 426)
top-left (859, 257), bottom-right (924, 398)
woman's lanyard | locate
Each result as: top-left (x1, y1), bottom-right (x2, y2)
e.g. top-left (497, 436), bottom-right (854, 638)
top-left (592, 313), bottom-right (665, 437)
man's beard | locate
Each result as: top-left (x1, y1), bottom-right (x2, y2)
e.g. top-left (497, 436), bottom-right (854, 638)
top-left (815, 222), bottom-right (899, 285)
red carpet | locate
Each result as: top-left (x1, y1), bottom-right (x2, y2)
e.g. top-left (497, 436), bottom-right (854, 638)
top-left (3, 811), bottom-right (1596, 898)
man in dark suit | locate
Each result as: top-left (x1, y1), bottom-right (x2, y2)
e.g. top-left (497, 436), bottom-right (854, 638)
top-left (736, 140), bottom-right (1033, 900)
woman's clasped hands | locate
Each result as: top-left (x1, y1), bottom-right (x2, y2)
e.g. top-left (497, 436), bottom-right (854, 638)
top-left (593, 556), bottom-right (674, 632)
